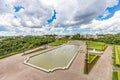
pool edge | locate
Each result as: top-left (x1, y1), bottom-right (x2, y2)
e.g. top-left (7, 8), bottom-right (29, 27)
top-left (24, 45), bottom-right (81, 73)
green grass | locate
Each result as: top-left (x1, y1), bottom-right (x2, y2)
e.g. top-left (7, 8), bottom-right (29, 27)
top-left (22, 47), bottom-right (46, 55)
top-left (0, 52), bottom-right (18, 59)
top-left (87, 46), bottom-right (107, 51)
top-left (87, 41), bottom-right (107, 51)
top-left (114, 46), bottom-right (120, 66)
top-left (118, 70), bottom-right (120, 80)
top-left (50, 39), bottom-right (68, 46)
top-left (87, 41), bottom-right (106, 45)
top-left (88, 54), bottom-right (97, 64)
top-left (113, 71), bottom-right (118, 80)
top-left (113, 71), bottom-right (120, 80)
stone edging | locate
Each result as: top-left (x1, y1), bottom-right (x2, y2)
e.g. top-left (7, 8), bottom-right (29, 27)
top-left (24, 44), bottom-right (81, 72)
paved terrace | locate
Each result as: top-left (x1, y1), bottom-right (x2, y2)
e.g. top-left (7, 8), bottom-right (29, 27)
top-left (0, 41), bottom-right (113, 80)
top-left (88, 46), bottom-right (113, 80)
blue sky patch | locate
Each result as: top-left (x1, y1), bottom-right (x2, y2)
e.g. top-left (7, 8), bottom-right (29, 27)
top-left (0, 26), bottom-right (8, 31)
top-left (14, 6), bottom-right (24, 12)
top-left (97, 0), bottom-right (120, 20)
top-left (47, 9), bottom-right (57, 24)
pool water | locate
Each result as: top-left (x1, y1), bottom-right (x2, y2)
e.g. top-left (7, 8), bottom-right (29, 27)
top-left (25, 44), bottom-right (80, 72)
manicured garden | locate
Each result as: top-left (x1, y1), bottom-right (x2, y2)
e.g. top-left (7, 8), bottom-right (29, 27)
top-left (87, 41), bottom-right (107, 51)
top-left (88, 53), bottom-right (97, 64)
top-left (84, 53), bottom-right (100, 74)
top-left (113, 70), bottom-right (120, 80)
top-left (113, 46), bottom-right (120, 80)
top-left (50, 38), bottom-right (69, 46)
top-left (114, 46), bottom-right (120, 66)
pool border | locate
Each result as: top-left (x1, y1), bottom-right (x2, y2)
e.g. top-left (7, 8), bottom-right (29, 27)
top-left (24, 44), bottom-right (81, 72)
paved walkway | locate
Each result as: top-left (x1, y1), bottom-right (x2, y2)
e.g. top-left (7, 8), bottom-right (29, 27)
top-left (0, 42), bottom-right (113, 80)
top-left (88, 46), bottom-right (113, 80)
top-left (0, 41), bottom-right (87, 80)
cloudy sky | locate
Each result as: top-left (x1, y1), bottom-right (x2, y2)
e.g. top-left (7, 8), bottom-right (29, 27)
top-left (0, 0), bottom-right (120, 36)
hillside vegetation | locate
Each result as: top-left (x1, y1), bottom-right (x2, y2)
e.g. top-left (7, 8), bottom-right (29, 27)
top-left (0, 35), bottom-right (55, 59)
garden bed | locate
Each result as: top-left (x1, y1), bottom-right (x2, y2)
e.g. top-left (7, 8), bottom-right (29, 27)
top-left (114, 46), bottom-right (120, 66)
top-left (50, 39), bottom-right (68, 46)
top-left (84, 53), bottom-right (100, 74)
top-left (113, 70), bottom-right (120, 80)
top-left (87, 41), bottom-right (107, 51)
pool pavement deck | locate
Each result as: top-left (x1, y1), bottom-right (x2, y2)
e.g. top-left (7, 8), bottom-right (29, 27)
top-left (0, 44), bottom-right (113, 80)
top-left (0, 43), bottom-right (88, 80)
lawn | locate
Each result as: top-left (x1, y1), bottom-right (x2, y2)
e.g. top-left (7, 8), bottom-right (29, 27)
top-left (113, 71), bottom-right (118, 80)
top-left (118, 70), bottom-right (120, 80)
top-left (114, 46), bottom-right (120, 66)
top-left (113, 70), bottom-right (120, 80)
top-left (50, 38), bottom-right (69, 46)
top-left (87, 41), bottom-right (106, 45)
top-left (88, 53), bottom-right (97, 64)
top-left (87, 41), bottom-right (107, 51)
top-left (22, 47), bottom-right (46, 55)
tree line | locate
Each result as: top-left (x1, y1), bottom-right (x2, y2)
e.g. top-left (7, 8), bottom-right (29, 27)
top-left (72, 33), bottom-right (120, 45)
top-left (0, 35), bottom-right (55, 57)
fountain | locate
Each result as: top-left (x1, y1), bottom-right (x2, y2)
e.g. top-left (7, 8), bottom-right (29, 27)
top-left (93, 48), bottom-right (96, 52)
top-left (88, 48), bottom-right (103, 54)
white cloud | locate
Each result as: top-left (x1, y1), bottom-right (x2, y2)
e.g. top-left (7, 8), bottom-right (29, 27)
top-left (78, 10), bottom-right (120, 34)
top-left (0, 0), bottom-right (119, 36)
top-left (106, 0), bottom-right (118, 7)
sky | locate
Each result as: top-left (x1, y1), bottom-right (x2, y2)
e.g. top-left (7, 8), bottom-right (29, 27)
top-left (0, 0), bottom-right (120, 36)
